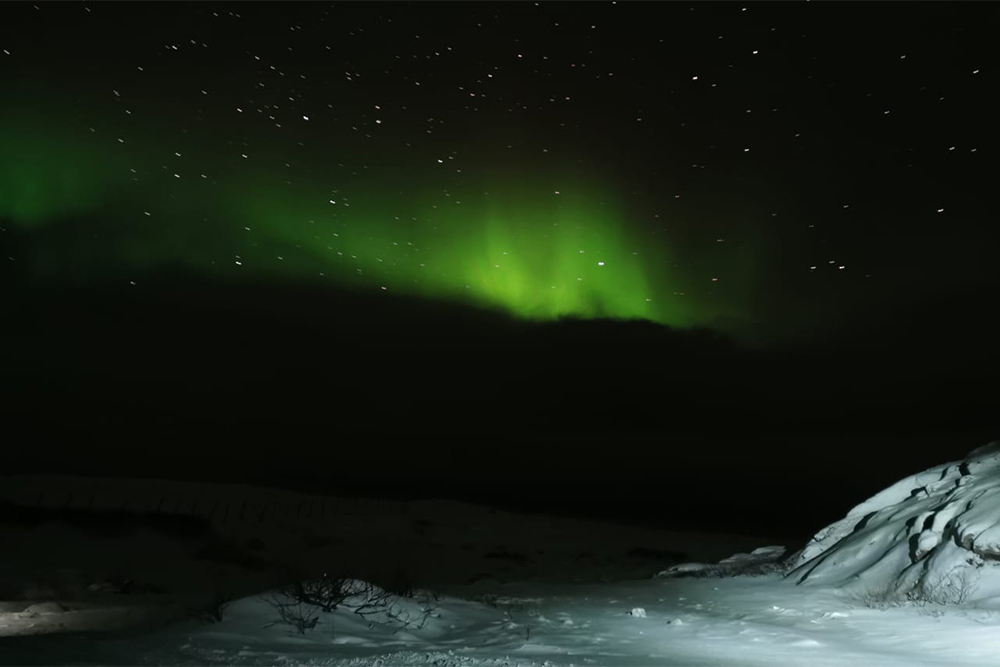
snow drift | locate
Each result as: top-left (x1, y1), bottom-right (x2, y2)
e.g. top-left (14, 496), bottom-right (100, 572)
top-left (790, 441), bottom-right (1000, 603)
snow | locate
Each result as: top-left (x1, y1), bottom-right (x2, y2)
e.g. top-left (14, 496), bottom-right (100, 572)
top-left (790, 441), bottom-right (1000, 603)
top-left (9, 573), bottom-right (1000, 666)
top-left (5, 450), bottom-right (1000, 666)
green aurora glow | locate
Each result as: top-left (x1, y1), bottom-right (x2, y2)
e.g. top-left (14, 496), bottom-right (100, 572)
top-left (1, 108), bottom-right (742, 333)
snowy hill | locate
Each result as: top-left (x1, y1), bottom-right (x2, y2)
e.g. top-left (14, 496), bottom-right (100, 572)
top-left (790, 441), bottom-right (1000, 603)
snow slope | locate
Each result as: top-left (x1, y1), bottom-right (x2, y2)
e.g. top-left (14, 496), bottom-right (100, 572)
top-left (791, 441), bottom-right (1000, 602)
top-left (9, 453), bottom-right (1000, 666)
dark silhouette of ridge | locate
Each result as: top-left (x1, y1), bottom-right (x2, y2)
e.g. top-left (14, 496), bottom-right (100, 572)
top-left (2, 268), bottom-right (997, 533)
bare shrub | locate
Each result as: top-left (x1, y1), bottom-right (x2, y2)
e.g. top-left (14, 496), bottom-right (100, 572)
top-left (345, 581), bottom-right (435, 631)
top-left (283, 572), bottom-right (362, 613)
top-left (262, 571), bottom-right (437, 636)
top-left (908, 566), bottom-right (980, 607)
top-left (261, 590), bottom-right (321, 634)
top-left (846, 583), bottom-right (905, 611)
top-left (845, 566), bottom-right (981, 611)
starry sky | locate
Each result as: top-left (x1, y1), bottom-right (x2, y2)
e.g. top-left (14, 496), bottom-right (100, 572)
top-left (3, 2), bottom-right (999, 531)
top-left (3, 1), bottom-right (996, 346)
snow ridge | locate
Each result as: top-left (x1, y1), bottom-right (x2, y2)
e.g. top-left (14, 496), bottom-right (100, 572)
top-left (790, 441), bottom-right (1000, 602)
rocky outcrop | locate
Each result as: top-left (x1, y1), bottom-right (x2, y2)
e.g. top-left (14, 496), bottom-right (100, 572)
top-left (789, 442), bottom-right (1000, 603)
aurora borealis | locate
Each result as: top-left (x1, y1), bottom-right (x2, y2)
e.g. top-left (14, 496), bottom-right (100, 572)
top-left (0, 1), bottom-right (930, 345)
top-left (3, 2), bottom-right (995, 346)
top-left (3, 2), bottom-right (999, 346)
top-left (3, 1), bottom-right (995, 351)
top-left (1, 101), bottom-right (715, 332)
top-left (0, 4), bottom-right (719, 334)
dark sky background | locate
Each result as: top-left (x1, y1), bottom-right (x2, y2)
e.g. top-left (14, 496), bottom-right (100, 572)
top-left (2, 1), bottom-right (999, 537)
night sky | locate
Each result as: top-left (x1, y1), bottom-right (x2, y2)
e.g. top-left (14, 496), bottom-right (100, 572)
top-left (3, 2), bottom-right (999, 535)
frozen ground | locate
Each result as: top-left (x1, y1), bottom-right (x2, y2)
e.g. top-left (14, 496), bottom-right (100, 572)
top-left (4, 446), bottom-right (1000, 666)
top-left (6, 569), bottom-right (1000, 666)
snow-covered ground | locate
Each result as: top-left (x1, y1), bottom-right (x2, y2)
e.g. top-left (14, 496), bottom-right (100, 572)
top-left (7, 568), bottom-right (1000, 666)
top-left (4, 445), bottom-right (1000, 666)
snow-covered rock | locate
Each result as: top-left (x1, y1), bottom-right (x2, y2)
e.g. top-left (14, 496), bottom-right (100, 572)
top-left (656, 562), bottom-right (711, 577)
top-left (790, 441), bottom-right (1000, 603)
top-left (717, 546), bottom-right (786, 567)
top-left (657, 545), bottom-right (788, 578)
